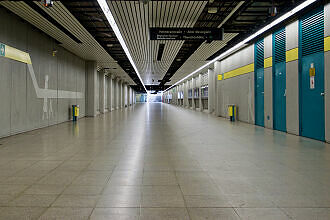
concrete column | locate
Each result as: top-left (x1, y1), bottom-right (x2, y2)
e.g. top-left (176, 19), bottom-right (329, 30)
top-left (199, 73), bottom-right (203, 112)
top-left (86, 61), bottom-right (97, 117)
top-left (325, 3), bottom-right (330, 143)
top-left (122, 83), bottom-right (125, 108)
top-left (128, 86), bottom-right (131, 106)
top-left (99, 69), bottom-right (106, 114)
top-left (208, 68), bottom-right (215, 115)
top-left (286, 20), bottom-right (299, 135)
top-left (264, 34), bottom-right (273, 129)
top-left (131, 88), bottom-right (133, 105)
top-left (116, 78), bottom-right (121, 109)
top-left (123, 83), bottom-right (127, 107)
top-left (192, 78), bottom-right (196, 110)
top-left (183, 81), bottom-right (187, 108)
top-left (113, 78), bottom-right (117, 109)
top-left (107, 74), bottom-right (113, 111)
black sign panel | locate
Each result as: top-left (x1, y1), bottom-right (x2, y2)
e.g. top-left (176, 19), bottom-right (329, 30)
top-left (149, 28), bottom-right (223, 41)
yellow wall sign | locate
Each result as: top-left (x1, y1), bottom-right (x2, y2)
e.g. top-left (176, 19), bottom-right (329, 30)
top-left (0, 42), bottom-right (31, 64)
top-left (218, 74), bottom-right (223, 81)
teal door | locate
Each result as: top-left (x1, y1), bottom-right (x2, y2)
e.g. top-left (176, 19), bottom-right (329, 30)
top-left (255, 39), bottom-right (264, 127)
top-left (273, 28), bottom-right (286, 132)
top-left (299, 8), bottom-right (325, 141)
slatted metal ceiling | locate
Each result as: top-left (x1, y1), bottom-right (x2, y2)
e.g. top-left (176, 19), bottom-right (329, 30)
top-left (107, 0), bottom-right (207, 85)
top-left (171, 32), bottom-right (237, 84)
top-left (0, 1), bottom-right (135, 84)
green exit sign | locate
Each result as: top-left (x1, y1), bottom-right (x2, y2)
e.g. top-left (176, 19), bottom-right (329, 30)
top-left (0, 43), bottom-right (5, 56)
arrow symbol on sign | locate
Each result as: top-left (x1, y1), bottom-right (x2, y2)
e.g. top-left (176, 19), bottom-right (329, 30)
top-left (0, 45), bottom-right (4, 55)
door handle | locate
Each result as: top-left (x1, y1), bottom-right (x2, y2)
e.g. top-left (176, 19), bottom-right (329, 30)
top-left (321, 92), bottom-right (325, 96)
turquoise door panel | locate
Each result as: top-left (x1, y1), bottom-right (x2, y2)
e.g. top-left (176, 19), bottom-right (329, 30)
top-left (299, 8), bottom-right (325, 141)
top-left (300, 52), bottom-right (325, 141)
top-left (255, 68), bottom-right (264, 126)
top-left (273, 62), bottom-right (286, 132)
top-left (273, 29), bottom-right (286, 132)
top-left (255, 39), bottom-right (264, 127)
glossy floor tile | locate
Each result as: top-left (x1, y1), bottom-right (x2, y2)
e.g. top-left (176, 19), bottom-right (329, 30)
top-left (0, 103), bottom-right (329, 219)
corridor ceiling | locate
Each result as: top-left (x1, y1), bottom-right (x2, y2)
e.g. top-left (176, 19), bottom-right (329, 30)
top-left (1, 0), bottom-right (305, 92)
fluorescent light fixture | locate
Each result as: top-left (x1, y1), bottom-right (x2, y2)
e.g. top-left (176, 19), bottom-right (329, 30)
top-left (165, 0), bottom-right (318, 92)
top-left (97, 0), bottom-right (147, 92)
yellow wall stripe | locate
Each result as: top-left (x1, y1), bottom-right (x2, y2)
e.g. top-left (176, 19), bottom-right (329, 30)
top-left (223, 63), bottom-right (254, 80)
top-left (325, 36), bottom-right (330, 52)
top-left (286, 48), bottom-right (298, 62)
top-left (217, 74), bottom-right (223, 81)
top-left (264, 57), bottom-right (272, 68)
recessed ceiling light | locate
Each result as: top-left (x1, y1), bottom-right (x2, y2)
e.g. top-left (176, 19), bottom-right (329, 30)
top-left (107, 43), bottom-right (114, 47)
top-left (208, 7), bottom-right (218, 14)
top-left (176, 58), bottom-right (181, 62)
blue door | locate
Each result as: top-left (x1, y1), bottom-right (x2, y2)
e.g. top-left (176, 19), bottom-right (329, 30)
top-left (255, 39), bottom-right (264, 127)
top-left (299, 8), bottom-right (325, 141)
top-left (273, 28), bottom-right (286, 132)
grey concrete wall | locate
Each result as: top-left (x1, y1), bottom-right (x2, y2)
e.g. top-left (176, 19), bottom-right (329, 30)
top-left (216, 45), bottom-right (255, 123)
top-left (286, 20), bottom-right (299, 135)
top-left (86, 61), bottom-right (97, 117)
top-left (264, 34), bottom-right (273, 129)
top-left (0, 8), bottom-right (85, 138)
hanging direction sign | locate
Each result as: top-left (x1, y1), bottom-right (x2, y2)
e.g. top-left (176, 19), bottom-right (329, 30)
top-left (149, 28), bottom-right (223, 41)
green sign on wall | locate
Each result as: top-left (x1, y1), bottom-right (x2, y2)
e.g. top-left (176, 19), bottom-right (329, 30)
top-left (0, 43), bottom-right (5, 56)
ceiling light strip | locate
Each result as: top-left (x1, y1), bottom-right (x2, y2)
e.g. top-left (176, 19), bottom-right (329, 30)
top-left (97, 0), bottom-right (147, 91)
top-left (165, 0), bottom-right (318, 92)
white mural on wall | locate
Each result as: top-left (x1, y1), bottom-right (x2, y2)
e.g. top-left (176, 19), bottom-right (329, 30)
top-left (27, 64), bottom-right (84, 99)
top-left (42, 75), bottom-right (54, 120)
top-left (0, 42), bottom-right (84, 121)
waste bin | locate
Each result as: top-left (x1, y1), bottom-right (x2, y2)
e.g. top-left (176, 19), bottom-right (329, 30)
top-left (228, 104), bottom-right (237, 122)
top-left (72, 105), bottom-right (79, 121)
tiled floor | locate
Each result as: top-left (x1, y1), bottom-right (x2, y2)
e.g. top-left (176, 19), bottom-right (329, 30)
top-left (0, 103), bottom-right (329, 219)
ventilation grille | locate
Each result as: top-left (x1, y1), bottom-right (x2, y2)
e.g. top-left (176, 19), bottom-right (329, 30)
top-left (301, 9), bottom-right (324, 57)
top-left (255, 39), bottom-right (264, 69)
top-left (201, 72), bottom-right (209, 86)
top-left (274, 28), bottom-right (286, 64)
